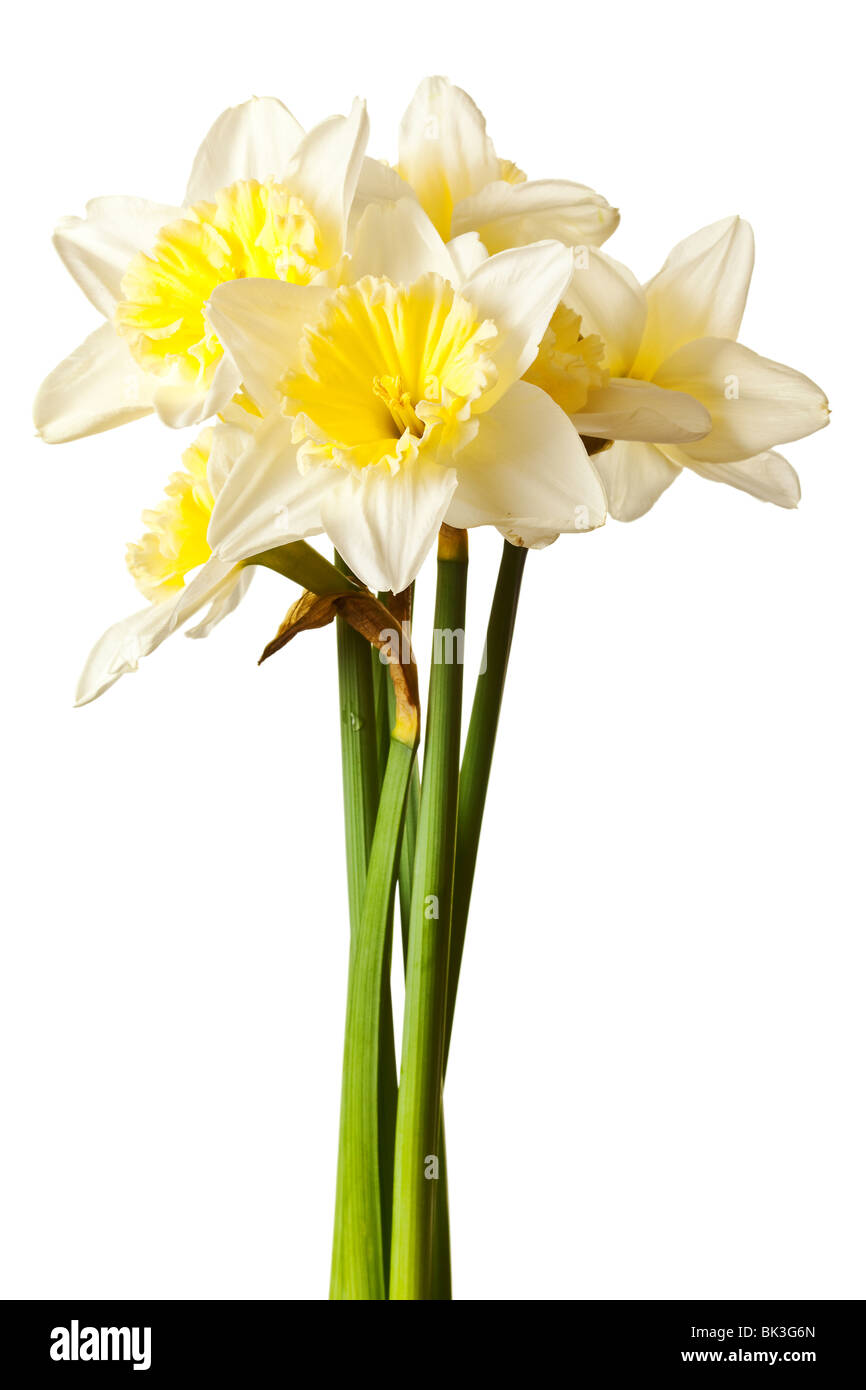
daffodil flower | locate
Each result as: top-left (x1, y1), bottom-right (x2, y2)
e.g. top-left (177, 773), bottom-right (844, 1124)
top-left (35, 97), bottom-right (369, 443)
top-left (560, 217), bottom-right (830, 518)
top-left (431, 232), bottom-right (709, 548)
top-left (203, 200), bottom-right (606, 595)
top-left (75, 424), bottom-right (255, 705)
top-left (352, 76), bottom-right (618, 255)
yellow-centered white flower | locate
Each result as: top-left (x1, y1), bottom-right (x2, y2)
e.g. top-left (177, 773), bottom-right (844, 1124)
top-left (34, 97), bottom-right (368, 442)
top-left (205, 201), bottom-right (606, 593)
top-left (75, 424), bottom-right (254, 705)
top-left (351, 76), bottom-right (618, 255)
top-left (560, 217), bottom-right (830, 518)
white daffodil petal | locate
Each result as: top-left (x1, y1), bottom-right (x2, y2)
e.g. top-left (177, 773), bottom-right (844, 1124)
top-left (186, 567), bottom-right (255, 638)
top-left (347, 157), bottom-right (415, 238)
top-left (285, 100), bottom-right (369, 265)
top-left (184, 97), bottom-right (305, 204)
top-left (397, 76), bottom-right (500, 239)
top-left (564, 247), bottom-right (646, 378)
top-left (152, 352), bottom-right (241, 430)
top-left (496, 524), bottom-right (559, 550)
top-left (447, 380), bottom-right (605, 534)
top-left (461, 241), bottom-right (575, 409)
top-left (34, 323), bottom-right (154, 443)
top-left (206, 279), bottom-right (331, 412)
top-left (206, 422), bottom-right (256, 498)
top-left (575, 378), bottom-right (711, 443)
top-left (53, 196), bottom-right (184, 318)
top-left (653, 338), bottom-right (830, 464)
top-left (592, 440), bottom-right (682, 522)
top-left (350, 198), bottom-right (455, 282)
top-left (452, 178), bottom-right (619, 254)
top-left (208, 412), bottom-right (333, 562)
top-left (75, 603), bottom-right (180, 706)
top-left (152, 385), bottom-right (205, 431)
top-left (74, 555), bottom-right (242, 706)
top-left (664, 445), bottom-right (802, 507)
top-left (168, 555), bottom-right (247, 629)
top-left (447, 231), bottom-right (489, 282)
top-left (320, 460), bottom-right (458, 594)
top-left (633, 216), bottom-right (755, 376)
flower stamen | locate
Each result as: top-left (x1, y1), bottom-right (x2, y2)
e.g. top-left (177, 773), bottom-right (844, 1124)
top-left (372, 375), bottom-right (425, 438)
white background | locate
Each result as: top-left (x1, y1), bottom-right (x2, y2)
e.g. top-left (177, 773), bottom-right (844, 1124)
top-left (2, 0), bottom-right (862, 1300)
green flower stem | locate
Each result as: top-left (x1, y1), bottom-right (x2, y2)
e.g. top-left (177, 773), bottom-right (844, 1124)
top-left (334, 558), bottom-right (380, 937)
top-left (398, 765), bottom-right (420, 968)
top-left (330, 717), bottom-right (419, 1299)
top-left (372, 591), bottom-right (394, 790)
top-left (372, 651), bottom-right (391, 789)
top-left (430, 1111), bottom-right (451, 1300)
top-left (445, 540), bottom-right (527, 1068)
top-left (390, 527), bottom-right (468, 1301)
top-left (386, 585), bottom-right (420, 970)
top-left (431, 541), bottom-right (527, 1298)
top-left (330, 554), bottom-right (398, 1296)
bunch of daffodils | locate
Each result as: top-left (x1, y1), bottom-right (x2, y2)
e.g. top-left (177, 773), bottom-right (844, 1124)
top-left (36, 78), bottom-right (829, 1300)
